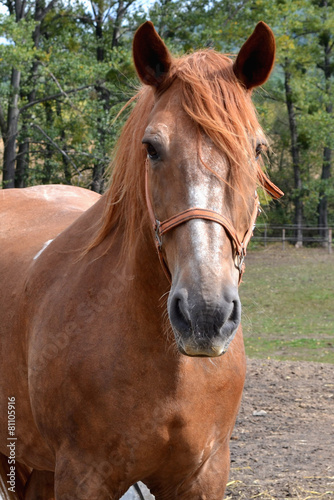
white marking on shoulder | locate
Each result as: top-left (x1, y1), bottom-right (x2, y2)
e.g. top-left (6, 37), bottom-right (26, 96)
top-left (33, 239), bottom-right (54, 260)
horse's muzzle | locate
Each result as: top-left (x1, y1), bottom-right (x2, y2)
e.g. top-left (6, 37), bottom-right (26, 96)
top-left (168, 286), bottom-right (241, 357)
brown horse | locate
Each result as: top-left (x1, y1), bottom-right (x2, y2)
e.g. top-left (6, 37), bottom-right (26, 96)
top-left (0, 21), bottom-right (282, 500)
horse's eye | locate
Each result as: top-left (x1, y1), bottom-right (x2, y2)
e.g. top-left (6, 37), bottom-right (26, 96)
top-left (255, 144), bottom-right (263, 159)
top-left (145, 143), bottom-right (159, 160)
top-left (255, 143), bottom-right (268, 159)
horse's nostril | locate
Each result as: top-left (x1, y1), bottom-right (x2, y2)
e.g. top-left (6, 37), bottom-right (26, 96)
top-left (174, 298), bottom-right (191, 330)
top-left (169, 290), bottom-right (191, 334)
top-left (229, 300), bottom-right (240, 323)
top-left (175, 298), bottom-right (183, 320)
top-left (176, 297), bottom-right (189, 323)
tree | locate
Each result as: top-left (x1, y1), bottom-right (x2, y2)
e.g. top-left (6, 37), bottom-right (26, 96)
top-left (1, 0), bottom-right (333, 235)
top-left (15, 0), bottom-right (58, 187)
top-left (84, 0), bottom-right (138, 192)
top-left (0, 0), bottom-right (36, 187)
top-left (0, 0), bottom-right (137, 189)
top-left (314, 0), bottom-right (333, 237)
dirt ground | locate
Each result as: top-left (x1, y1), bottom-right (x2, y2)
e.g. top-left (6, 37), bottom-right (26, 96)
top-left (225, 358), bottom-right (334, 500)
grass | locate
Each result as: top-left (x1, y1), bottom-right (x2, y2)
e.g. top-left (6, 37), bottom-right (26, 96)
top-left (239, 245), bottom-right (334, 364)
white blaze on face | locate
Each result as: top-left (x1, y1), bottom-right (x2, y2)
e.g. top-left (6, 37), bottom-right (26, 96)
top-left (187, 152), bottom-right (226, 272)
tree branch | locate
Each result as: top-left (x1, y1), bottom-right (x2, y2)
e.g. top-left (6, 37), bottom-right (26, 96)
top-left (3, 0), bottom-right (14, 15)
top-left (19, 84), bottom-right (96, 113)
top-left (43, 66), bottom-right (85, 114)
top-left (0, 102), bottom-right (6, 138)
top-left (90, 0), bottom-right (97, 19)
top-left (72, 150), bottom-right (110, 162)
top-left (31, 123), bottom-right (81, 178)
top-left (15, 0), bottom-right (22, 20)
top-left (76, 14), bottom-right (94, 25)
top-left (19, 0), bottom-right (26, 19)
top-left (118, 0), bottom-right (137, 18)
top-left (41, 0), bottom-right (58, 20)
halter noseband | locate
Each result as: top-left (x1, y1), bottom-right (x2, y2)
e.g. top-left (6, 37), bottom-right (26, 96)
top-left (145, 159), bottom-right (283, 284)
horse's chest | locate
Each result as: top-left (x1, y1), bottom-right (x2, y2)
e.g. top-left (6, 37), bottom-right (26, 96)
top-left (117, 393), bottom-right (227, 475)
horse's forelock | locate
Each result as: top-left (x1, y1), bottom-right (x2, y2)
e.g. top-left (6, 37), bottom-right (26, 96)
top-left (174, 51), bottom-right (263, 193)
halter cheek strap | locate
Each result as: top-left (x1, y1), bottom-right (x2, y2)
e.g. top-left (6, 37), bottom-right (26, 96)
top-left (145, 159), bottom-right (283, 284)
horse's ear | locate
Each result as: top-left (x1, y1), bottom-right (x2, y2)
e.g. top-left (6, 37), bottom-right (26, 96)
top-left (233, 22), bottom-right (276, 90)
top-left (133, 21), bottom-right (172, 87)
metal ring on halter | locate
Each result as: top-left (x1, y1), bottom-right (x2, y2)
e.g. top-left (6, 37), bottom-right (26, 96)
top-left (155, 220), bottom-right (162, 247)
top-left (235, 246), bottom-right (246, 273)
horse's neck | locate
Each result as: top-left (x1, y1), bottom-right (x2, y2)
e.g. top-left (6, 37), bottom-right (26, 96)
top-left (124, 218), bottom-right (170, 299)
top-left (95, 199), bottom-right (174, 356)
top-left (95, 194), bottom-right (169, 306)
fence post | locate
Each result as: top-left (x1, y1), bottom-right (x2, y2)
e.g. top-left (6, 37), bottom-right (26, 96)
top-left (329, 229), bottom-right (332, 255)
top-left (282, 228), bottom-right (286, 250)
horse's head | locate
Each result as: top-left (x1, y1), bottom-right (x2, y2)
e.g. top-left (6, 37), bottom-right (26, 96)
top-left (133, 22), bottom-right (277, 357)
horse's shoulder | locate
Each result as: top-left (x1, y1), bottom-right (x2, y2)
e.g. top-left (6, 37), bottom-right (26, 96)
top-left (1, 184), bottom-right (99, 234)
top-left (1, 184), bottom-right (100, 210)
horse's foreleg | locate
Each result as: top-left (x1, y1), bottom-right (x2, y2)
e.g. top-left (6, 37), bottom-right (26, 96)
top-left (24, 470), bottom-right (55, 500)
top-left (54, 453), bottom-right (125, 500)
top-left (151, 446), bottom-right (231, 500)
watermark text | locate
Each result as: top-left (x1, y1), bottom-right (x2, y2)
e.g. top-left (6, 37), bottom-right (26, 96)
top-left (7, 397), bottom-right (16, 493)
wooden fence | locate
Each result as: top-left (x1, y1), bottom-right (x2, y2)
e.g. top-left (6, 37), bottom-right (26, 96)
top-left (252, 225), bottom-right (333, 254)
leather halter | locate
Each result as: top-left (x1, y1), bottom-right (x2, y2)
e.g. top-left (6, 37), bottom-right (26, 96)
top-left (145, 158), bottom-right (283, 284)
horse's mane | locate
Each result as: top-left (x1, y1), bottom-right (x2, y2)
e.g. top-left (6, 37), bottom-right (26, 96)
top-left (86, 50), bottom-right (264, 261)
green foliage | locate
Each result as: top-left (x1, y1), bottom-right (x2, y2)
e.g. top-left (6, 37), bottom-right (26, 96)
top-left (0, 0), bottom-right (333, 224)
top-left (0, 14), bottom-right (37, 69)
top-left (0, 0), bottom-right (141, 189)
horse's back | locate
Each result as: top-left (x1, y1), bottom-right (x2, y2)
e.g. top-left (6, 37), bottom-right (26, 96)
top-left (1, 184), bottom-right (99, 246)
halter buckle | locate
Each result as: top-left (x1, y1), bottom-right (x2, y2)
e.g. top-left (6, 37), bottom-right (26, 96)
top-left (155, 220), bottom-right (162, 248)
top-left (236, 245), bottom-right (245, 273)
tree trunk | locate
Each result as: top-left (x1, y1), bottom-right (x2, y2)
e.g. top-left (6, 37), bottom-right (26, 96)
top-left (42, 100), bottom-right (55, 183)
top-left (55, 100), bottom-right (72, 185)
top-left (91, 115), bottom-right (107, 193)
top-left (112, 0), bottom-right (123, 48)
top-left (317, 6), bottom-right (332, 241)
top-left (2, 0), bottom-right (30, 187)
top-left (91, 161), bottom-right (105, 193)
top-left (111, 0), bottom-right (137, 48)
top-left (318, 146), bottom-right (331, 239)
top-left (91, 2), bottom-right (108, 193)
top-left (16, 61), bottom-right (40, 187)
top-left (3, 0), bottom-right (58, 187)
top-left (96, 18), bottom-right (104, 62)
top-left (15, 1), bottom-right (47, 187)
top-left (90, 0), bottom-right (137, 192)
top-left (3, 68), bottom-right (21, 188)
top-left (62, 145), bottom-right (72, 184)
top-left (284, 60), bottom-right (303, 247)
top-left (15, 124), bottom-right (29, 187)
